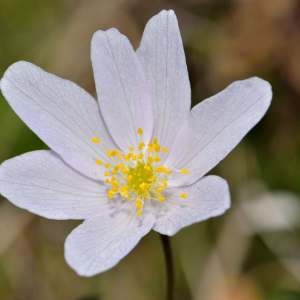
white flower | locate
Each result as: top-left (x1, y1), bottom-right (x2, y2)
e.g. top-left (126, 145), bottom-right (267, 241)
top-left (0, 10), bottom-right (272, 276)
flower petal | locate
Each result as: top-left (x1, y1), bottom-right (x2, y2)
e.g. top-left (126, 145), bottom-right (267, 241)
top-left (137, 10), bottom-right (191, 151)
top-left (91, 28), bottom-right (153, 150)
top-left (64, 210), bottom-right (154, 276)
top-left (153, 176), bottom-right (230, 236)
top-left (0, 61), bottom-right (116, 180)
top-left (0, 150), bottom-right (109, 220)
top-left (165, 77), bottom-right (272, 186)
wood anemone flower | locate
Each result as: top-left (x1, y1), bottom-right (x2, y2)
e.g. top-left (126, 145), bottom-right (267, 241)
top-left (0, 10), bottom-right (272, 276)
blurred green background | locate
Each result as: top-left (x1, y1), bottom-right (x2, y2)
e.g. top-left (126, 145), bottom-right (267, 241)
top-left (1, 0), bottom-right (300, 299)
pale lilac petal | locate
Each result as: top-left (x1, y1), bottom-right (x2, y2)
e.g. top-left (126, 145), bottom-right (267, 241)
top-left (65, 210), bottom-right (154, 276)
top-left (165, 77), bottom-right (272, 186)
top-left (137, 10), bottom-right (191, 152)
top-left (0, 61), bottom-right (116, 180)
top-left (153, 176), bottom-right (230, 236)
top-left (91, 28), bottom-right (153, 150)
top-left (0, 150), bottom-right (108, 220)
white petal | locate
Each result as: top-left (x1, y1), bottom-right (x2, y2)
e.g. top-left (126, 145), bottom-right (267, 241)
top-left (91, 29), bottom-right (153, 150)
top-left (165, 77), bottom-right (272, 186)
top-left (64, 210), bottom-right (154, 276)
top-left (0, 61), bottom-right (116, 180)
top-left (137, 10), bottom-right (191, 151)
top-left (154, 176), bottom-right (230, 236)
top-left (0, 150), bottom-right (109, 220)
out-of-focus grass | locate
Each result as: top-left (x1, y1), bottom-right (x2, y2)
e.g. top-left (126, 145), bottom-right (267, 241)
top-left (0, 0), bottom-right (64, 72)
top-left (1, 0), bottom-right (300, 299)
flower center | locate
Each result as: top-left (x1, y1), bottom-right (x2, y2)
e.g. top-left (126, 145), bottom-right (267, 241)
top-left (91, 128), bottom-right (189, 216)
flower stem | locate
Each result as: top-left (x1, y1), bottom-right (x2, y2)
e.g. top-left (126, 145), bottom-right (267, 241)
top-left (160, 234), bottom-right (174, 300)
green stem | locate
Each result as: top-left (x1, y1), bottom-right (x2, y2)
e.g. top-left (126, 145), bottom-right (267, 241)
top-left (160, 234), bottom-right (175, 300)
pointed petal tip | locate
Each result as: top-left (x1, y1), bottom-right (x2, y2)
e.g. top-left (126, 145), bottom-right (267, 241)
top-left (158, 8), bottom-right (176, 16)
top-left (249, 77), bottom-right (273, 117)
top-left (210, 175), bottom-right (231, 209)
top-left (227, 76), bottom-right (272, 118)
top-left (64, 229), bottom-right (106, 277)
top-left (91, 27), bottom-right (125, 45)
top-left (1, 61), bottom-right (26, 89)
top-left (1, 61), bottom-right (44, 96)
top-left (64, 246), bottom-right (119, 277)
top-left (91, 29), bottom-right (105, 45)
top-left (242, 76), bottom-right (272, 103)
top-left (146, 9), bottom-right (178, 28)
top-left (250, 76), bottom-right (272, 91)
top-left (157, 9), bottom-right (178, 23)
top-left (64, 214), bottom-right (154, 277)
top-left (2, 60), bottom-right (31, 76)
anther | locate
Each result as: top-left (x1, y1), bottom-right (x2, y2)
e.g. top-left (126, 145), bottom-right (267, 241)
top-left (180, 192), bottom-right (188, 199)
top-left (91, 137), bottom-right (101, 144)
top-left (95, 159), bottom-right (103, 165)
top-left (179, 168), bottom-right (190, 175)
top-left (137, 128), bottom-right (143, 136)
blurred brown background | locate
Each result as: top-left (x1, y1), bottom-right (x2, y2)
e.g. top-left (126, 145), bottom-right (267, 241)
top-left (1, 0), bottom-right (300, 299)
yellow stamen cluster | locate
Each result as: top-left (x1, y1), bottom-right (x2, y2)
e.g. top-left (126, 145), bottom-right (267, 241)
top-left (92, 128), bottom-right (189, 216)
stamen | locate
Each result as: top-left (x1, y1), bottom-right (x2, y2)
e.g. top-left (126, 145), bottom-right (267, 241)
top-left (136, 198), bottom-right (144, 216)
top-left (162, 147), bottom-right (169, 154)
top-left (106, 149), bottom-right (119, 157)
top-left (137, 128), bottom-right (143, 136)
top-left (180, 192), bottom-right (188, 199)
top-left (179, 168), bottom-right (190, 175)
top-left (95, 159), bottom-right (103, 165)
top-left (138, 142), bottom-right (145, 150)
top-left (91, 137), bottom-right (101, 144)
